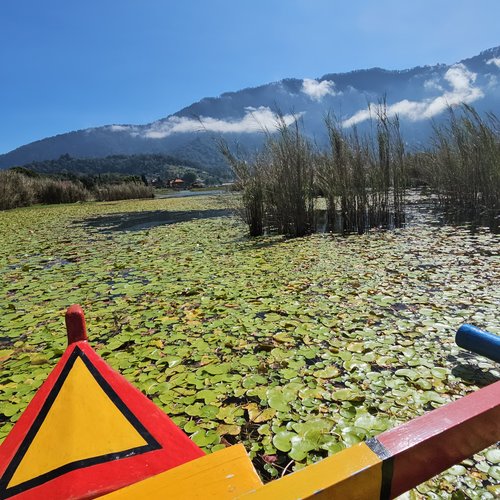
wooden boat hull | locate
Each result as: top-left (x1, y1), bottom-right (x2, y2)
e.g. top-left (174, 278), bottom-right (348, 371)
top-left (1, 306), bottom-right (498, 499)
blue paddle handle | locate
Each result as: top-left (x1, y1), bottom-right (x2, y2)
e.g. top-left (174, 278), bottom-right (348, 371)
top-left (456, 324), bottom-right (500, 363)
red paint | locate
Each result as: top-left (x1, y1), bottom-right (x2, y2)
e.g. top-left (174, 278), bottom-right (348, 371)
top-left (0, 340), bottom-right (204, 499)
top-left (377, 380), bottom-right (500, 498)
top-left (65, 304), bottom-right (88, 344)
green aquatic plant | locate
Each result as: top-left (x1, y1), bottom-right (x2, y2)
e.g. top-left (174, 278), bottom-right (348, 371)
top-left (0, 195), bottom-right (498, 497)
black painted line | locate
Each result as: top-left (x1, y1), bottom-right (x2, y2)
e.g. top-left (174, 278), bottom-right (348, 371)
top-left (79, 348), bottom-right (161, 450)
top-left (0, 346), bottom-right (161, 499)
top-left (379, 456), bottom-right (394, 500)
top-left (366, 437), bottom-right (392, 460)
top-left (366, 437), bottom-right (394, 500)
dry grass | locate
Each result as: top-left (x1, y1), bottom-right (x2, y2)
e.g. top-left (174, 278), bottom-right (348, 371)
top-left (94, 182), bottom-right (154, 201)
top-left (0, 171), bottom-right (36, 210)
top-left (37, 178), bottom-right (89, 204)
top-left (0, 172), bottom-right (153, 210)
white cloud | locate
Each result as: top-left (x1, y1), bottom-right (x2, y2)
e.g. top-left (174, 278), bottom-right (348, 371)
top-left (342, 107), bottom-right (373, 127)
top-left (301, 79), bottom-right (337, 100)
top-left (108, 125), bottom-right (134, 132)
top-left (138, 107), bottom-right (301, 139)
top-left (343, 64), bottom-right (483, 127)
top-left (423, 77), bottom-right (443, 91)
top-left (487, 57), bottom-right (500, 69)
top-left (444, 64), bottom-right (476, 92)
top-left (487, 74), bottom-right (498, 88)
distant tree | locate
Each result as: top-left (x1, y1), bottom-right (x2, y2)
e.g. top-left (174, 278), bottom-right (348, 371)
top-left (182, 171), bottom-right (197, 184)
top-left (9, 166), bottom-right (39, 177)
top-left (9, 153), bottom-right (222, 186)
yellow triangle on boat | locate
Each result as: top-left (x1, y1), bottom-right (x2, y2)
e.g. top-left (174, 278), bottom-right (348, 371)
top-left (8, 356), bottom-right (148, 488)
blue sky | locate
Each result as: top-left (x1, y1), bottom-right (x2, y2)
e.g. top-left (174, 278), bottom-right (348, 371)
top-left (1, 0), bottom-right (499, 154)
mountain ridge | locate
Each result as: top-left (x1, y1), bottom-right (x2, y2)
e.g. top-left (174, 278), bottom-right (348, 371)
top-left (1, 45), bottom-right (499, 170)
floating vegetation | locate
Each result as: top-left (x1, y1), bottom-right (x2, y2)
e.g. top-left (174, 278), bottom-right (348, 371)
top-left (0, 194), bottom-right (498, 497)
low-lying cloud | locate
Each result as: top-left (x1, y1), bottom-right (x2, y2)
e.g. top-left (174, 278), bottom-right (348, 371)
top-left (343, 64), bottom-right (484, 127)
top-left (108, 125), bottom-right (132, 132)
top-left (301, 79), bottom-right (337, 100)
top-left (109, 107), bottom-right (301, 139)
top-left (487, 57), bottom-right (500, 69)
top-left (423, 77), bottom-right (443, 92)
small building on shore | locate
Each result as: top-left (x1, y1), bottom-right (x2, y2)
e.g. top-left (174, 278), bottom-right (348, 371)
top-left (169, 178), bottom-right (185, 189)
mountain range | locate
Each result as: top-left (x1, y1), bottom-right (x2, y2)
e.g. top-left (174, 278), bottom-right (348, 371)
top-left (1, 46), bottom-right (500, 171)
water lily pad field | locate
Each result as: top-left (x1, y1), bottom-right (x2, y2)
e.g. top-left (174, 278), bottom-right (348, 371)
top-left (0, 195), bottom-right (499, 498)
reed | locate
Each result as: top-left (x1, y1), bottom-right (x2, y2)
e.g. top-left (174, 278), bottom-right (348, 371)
top-left (317, 107), bottom-right (407, 234)
top-left (220, 115), bottom-right (315, 237)
top-left (425, 104), bottom-right (500, 216)
top-left (218, 141), bottom-right (264, 236)
top-left (0, 170), bottom-right (36, 210)
top-left (261, 116), bottom-right (315, 237)
top-left (223, 108), bottom-right (408, 237)
top-left (94, 182), bottom-right (154, 202)
top-left (37, 178), bottom-right (89, 204)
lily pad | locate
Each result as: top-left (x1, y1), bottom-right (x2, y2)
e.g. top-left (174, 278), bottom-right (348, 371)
top-left (272, 430), bottom-right (296, 452)
top-left (332, 389), bottom-right (365, 402)
top-left (486, 449), bottom-right (500, 464)
top-left (289, 435), bottom-right (317, 461)
top-left (266, 387), bottom-right (294, 412)
top-left (1, 194), bottom-right (498, 497)
top-left (314, 366), bottom-right (340, 379)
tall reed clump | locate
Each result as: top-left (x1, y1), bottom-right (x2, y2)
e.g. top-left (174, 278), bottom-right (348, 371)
top-left (371, 107), bottom-right (406, 227)
top-left (316, 118), bottom-right (367, 233)
top-left (317, 108), bottom-right (407, 233)
top-left (262, 117), bottom-right (315, 237)
top-left (223, 109), bottom-right (407, 237)
top-left (0, 171), bottom-right (89, 209)
top-left (94, 182), bottom-right (154, 202)
top-left (0, 170), bottom-right (36, 210)
top-left (37, 178), bottom-right (89, 204)
top-left (426, 104), bottom-right (500, 215)
top-left (219, 143), bottom-right (264, 236)
top-left (220, 115), bottom-right (315, 237)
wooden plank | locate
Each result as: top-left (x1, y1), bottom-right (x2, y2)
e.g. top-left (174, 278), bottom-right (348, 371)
top-left (238, 442), bottom-right (383, 500)
top-left (376, 379), bottom-right (500, 498)
top-left (240, 381), bottom-right (500, 499)
top-left (101, 444), bottom-right (263, 499)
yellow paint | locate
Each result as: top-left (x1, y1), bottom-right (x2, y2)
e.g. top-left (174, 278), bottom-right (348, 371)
top-left (102, 444), bottom-right (263, 499)
top-left (239, 442), bottom-right (382, 500)
top-left (9, 357), bottom-right (147, 488)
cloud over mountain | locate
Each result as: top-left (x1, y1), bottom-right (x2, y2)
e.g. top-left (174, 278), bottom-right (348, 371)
top-left (487, 57), bottom-right (500, 69)
top-left (109, 107), bottom-right (300, 139)
top-left (1, 45), bottom-right (499, 170)
top-left (301, 79), bottom-right (338, 100)
top-left (343, 64), bottom-right (484, 127)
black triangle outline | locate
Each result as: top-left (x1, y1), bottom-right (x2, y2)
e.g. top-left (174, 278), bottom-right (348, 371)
top-left (0, 346), bottom-right (161, 498)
